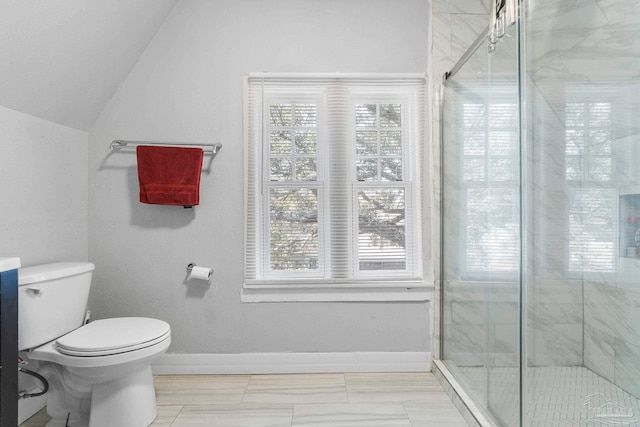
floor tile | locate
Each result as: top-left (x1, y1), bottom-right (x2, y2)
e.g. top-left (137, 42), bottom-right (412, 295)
top-left (170, 403), bottom-right (293, 427)
top-left (150, 405), bottom-right (184, 426)
top-left (20, 372), bottom-right (467, 427)
top-left (292, 403), bottom-right (412, 426)
top-left (243, 374), bottom-right (349, 404)
top-left (455, 365), bottom-right (640, 426)
top-left (403, 401), bottom-right (468, 426)
top-left (154, 374), bottom-right (251, 405)
top-left (410, 422), bottom-right (470, 427)
top-left (345, 373), bottom-right (448, 403)
top-left (18, 407), bottom-right (50, 427)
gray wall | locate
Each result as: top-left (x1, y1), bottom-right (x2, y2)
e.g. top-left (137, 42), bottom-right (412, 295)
top-left (88, 0), bottom-right (431, 355)
top-left (0, 105), bottom-right (88, 266)
top-left (0, 105), bottom-right (88, 422)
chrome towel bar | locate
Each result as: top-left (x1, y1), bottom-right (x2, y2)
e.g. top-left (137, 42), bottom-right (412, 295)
top-left (110, 139), bottom-right (223, 156)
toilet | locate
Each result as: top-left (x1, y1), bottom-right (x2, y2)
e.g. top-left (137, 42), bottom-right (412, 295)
top-left (18, 262), bottom-right (171, 427)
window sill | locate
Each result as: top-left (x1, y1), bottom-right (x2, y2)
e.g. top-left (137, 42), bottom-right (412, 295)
top-left (241, 280), bottom-right (433, 302)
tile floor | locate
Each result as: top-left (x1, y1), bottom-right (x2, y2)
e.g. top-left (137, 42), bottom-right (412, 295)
top-left (455, 365), bottom-right (640, 427)
top-left (20, 372), bottom-right (469, 427)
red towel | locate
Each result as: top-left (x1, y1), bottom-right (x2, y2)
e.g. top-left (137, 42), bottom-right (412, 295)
top-left (136, 146), bottom-right (204, 207)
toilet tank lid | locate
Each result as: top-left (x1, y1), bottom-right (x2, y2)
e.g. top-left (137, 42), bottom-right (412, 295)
top-left (19, 262), bottom-right (95, 285)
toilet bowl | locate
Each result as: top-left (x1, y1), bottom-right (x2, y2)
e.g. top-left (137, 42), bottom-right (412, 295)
top-left (18, 263), bottom-right (171, 427)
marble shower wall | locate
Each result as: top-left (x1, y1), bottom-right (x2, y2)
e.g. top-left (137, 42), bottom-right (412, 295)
top-left (527, 0), bottom-right (640, 397)
top-left (584, 280), bottom-right (640, 399)
top-left (582, 130), bottom-right (640, 399)
top-left (525, 79), bottom-right (584, 367)
top-left (430, 0), bottom-right (489, 362)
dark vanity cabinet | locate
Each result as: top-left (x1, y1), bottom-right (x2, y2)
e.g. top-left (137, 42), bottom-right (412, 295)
top-left (0, 261), bottom-right (19, 427)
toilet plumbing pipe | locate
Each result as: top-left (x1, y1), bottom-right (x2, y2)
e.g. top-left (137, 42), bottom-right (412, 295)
top-left (18, 366), bottom-right (48, 399)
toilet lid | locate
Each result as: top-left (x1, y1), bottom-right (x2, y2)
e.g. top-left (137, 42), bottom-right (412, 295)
top-left (56, 317), bottom-right (170, 357)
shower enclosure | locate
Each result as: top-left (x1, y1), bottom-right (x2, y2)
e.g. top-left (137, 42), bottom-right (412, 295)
top-left (438, 0), bottom-right (640, 425)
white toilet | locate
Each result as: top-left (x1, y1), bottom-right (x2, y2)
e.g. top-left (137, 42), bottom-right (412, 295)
top-left (18, 262), bottom-right (171, 427)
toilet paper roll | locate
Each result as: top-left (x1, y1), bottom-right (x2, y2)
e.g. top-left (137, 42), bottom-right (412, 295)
top-left (189, 266), bottom-right (212, 280)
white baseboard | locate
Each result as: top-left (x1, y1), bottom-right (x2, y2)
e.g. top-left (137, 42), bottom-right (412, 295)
top-left (152, 351), bottom-right (431, 375)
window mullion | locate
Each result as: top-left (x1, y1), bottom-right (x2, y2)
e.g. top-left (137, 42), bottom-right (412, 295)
top-left (327, 82), bottom-right (350, 279)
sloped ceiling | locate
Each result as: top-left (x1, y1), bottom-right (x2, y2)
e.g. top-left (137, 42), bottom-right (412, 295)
top-left (0, 0), bottom-right (178, 130)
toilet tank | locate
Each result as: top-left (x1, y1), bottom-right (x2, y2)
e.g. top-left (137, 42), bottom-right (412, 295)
top-left (18, 262), bottom-right (95, 351)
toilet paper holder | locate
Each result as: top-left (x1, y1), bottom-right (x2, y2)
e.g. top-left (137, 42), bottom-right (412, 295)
top-left (186, 263), bottom-right (213, 280)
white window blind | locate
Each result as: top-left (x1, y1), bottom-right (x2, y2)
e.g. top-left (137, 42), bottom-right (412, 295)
top-left (244, 74), bottom-right (425, 285)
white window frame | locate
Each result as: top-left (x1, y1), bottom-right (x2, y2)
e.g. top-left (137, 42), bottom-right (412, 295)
top-left (260, 91), bottom-right (328, 281)
top-left (243, 73), bottom-right (430, 302)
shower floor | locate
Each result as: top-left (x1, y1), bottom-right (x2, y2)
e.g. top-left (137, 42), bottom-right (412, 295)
top-left (454, 365), bottom-right (640, 426)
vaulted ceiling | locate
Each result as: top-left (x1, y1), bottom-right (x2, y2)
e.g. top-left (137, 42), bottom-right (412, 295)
top-left (0, 0), bottom-right (178, 130)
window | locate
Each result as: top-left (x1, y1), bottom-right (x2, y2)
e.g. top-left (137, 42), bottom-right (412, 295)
top-left (244, 74), bottom-right (426, 299)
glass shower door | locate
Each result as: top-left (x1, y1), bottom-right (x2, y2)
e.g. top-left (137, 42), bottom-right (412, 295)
top-left (441, 3), bottom-right (522, 425)
top-left (523, 0), bottom-right (640, 425)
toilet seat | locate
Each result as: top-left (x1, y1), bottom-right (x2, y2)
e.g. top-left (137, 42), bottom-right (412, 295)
top-left (55, 317), bottom-right (171, 357)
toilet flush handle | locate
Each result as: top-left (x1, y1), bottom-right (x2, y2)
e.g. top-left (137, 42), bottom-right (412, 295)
top-left (25, 287), bottom-right (43, 295)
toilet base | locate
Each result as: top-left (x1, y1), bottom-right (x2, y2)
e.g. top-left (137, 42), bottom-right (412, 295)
top-left (27, 327), bottom-right (170, 427)
top-left (40, 363), bottom-right (158, 427)
top-left (90, 365), bottom-right (157, 427)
